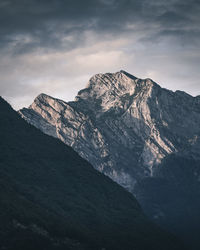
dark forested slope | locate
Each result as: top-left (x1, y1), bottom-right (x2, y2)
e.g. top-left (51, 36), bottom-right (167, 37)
top-left (0, 97), bottom-right (184, 250)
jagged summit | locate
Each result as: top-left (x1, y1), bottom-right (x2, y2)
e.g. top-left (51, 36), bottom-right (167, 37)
top-left (36, 92), bottom-right (50, 99)
top-left (19, 70), bottom-right (200, 189)
top-left (28, 71), bottom-right (160, 119)
top-left (30, 92), bottom-right (68, 111)
top-left (119, 70), bottom-right (138, 80)
top-left (32, 71), bottom-right (159, 113)
top-left (30, 93), bottom-right (54, 107)
top-left (75, 71), bottom-right (159, 114)
top-left (33, 92), bottom-right (63, 103)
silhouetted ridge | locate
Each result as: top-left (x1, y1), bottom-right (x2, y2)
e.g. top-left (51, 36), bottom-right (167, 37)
top-left (0, 97), bottom-right (185, 250)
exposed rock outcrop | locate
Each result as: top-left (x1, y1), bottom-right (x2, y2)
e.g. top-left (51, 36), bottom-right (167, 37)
top-left (19, 70), bottom-right (200, 192)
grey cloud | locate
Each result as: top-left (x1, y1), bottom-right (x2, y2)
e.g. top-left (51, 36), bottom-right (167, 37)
top-left (0, 0), bottom-right (199, 53)
top-left (0, 0), bottom-right (200, 110)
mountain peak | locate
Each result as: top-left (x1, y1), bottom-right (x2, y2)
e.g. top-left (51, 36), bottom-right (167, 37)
top-left (75, 70), bottom-right (159, 115)
top-left (19, 69), bottom-right (200, 193)
top-left (74, 71), bottom-right (141, 112)
top-left (119, 70), bottom-right (138, 80)
top-left (34, 93), bottom-right (54, 102)
top-left (31, 93), bottom-right (67, 109)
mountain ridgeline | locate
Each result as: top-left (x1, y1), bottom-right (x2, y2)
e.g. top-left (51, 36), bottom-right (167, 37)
top-left (19, 70), bottom-right (200, 189)
top-left (0, 96), bottom-right (185, 250)
top-left (19, 70), bottom-right (200, 249)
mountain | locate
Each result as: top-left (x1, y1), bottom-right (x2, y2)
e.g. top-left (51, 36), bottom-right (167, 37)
top-left (0, 96), bottom-right (184, 250)
top-left (19, 70), bottom-right (200, 249)
top-left (19, 70), bottom-right (200, 191)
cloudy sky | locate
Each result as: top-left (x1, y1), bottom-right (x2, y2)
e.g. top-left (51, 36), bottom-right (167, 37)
top-left (0, 0), bottom-right (200, 110)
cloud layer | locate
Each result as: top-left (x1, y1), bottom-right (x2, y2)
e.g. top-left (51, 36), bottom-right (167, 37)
top-left (0, 0), bottom-right (200, 109)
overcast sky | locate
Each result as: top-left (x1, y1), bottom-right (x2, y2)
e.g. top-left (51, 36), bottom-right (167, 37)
top-left (0, 0), bottom-right (200, 110)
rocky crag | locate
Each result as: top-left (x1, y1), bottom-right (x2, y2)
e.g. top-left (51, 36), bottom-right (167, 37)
top-left (19, 70), bottom-right (200, 191)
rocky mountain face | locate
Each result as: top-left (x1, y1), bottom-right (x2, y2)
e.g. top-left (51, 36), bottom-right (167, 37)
top-left (2, 96), bottom-right (184, 250)
top-left (19, 70), bottom-right (200, 249)
top-left (19, 70), bottom-right (200, 190)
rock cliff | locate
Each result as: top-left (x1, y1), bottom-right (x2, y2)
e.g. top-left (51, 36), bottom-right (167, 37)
top-left (19, 70), bottom-right (200, 192)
